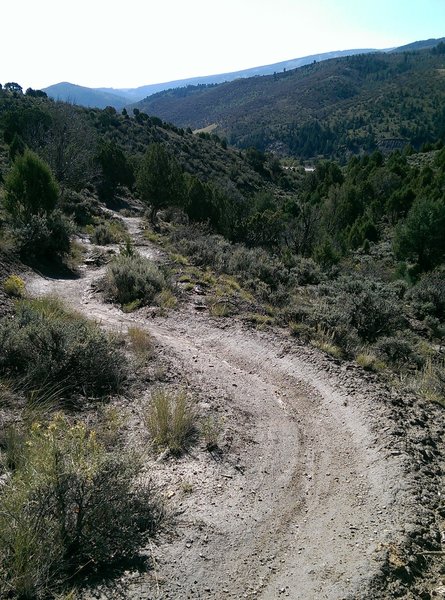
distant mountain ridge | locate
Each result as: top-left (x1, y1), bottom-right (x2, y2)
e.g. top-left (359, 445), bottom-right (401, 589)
top-left (42, 37), bottom-right (445, 113)
top-left (42, 82), bottom-right (129, 110)
top-left (43, 47), bottom-right (381, 108)
top-left (131, 39), bottom-right (445, 160)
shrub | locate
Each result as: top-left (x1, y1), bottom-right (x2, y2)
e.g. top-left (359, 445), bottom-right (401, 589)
top-left (200, 416), bottom-right (221, 451)
top-left (103, 252), bottom-right (167, 307)
top-left (0, 414), bottom-right (159, 599)
top-left (59, 189), bottom-right (99, 226)
top-left (0, 297), bottom-right (126, 398)
top-left (91, 223), bottom-right (116, 245)
top-left (145, 388), bottom-right (196, 455)
top-left (3, 275), bottom-right (25, 298)
top-left (373, 335), bottom-right (423, 368)
top-left (171, 226), bottom-right (290, 302)
top-left (13, 211), bottom-right (73, 261)
top-left (156, 288), bottom-right (178, 310)
top-left (91, 220), bottom-right (126, 245)
top-left (4, 150), bottom-right (59, 223)
top-left (355, 352), bottom-right (386, 372)
top-left (289, 256), bottom-right (322, 286)
top-left (420, 358), bottom-right (445, 404)
top-left (315, 276), bottom-right (402, 346)
top-left (394, 196), bottom-right (445, 271)
top-left (408, 270), bottom-right (445, 320)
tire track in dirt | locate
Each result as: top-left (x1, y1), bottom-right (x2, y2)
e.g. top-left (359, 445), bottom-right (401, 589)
top-left (25, 217), bottom-right (434, 599)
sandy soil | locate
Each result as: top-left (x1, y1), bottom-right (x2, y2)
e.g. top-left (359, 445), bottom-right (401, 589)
top-left (25, 215), bottom-right (444, 599)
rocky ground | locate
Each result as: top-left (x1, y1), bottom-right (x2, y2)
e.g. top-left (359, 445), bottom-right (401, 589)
top-left (24, 214), bottom-right (444, 599)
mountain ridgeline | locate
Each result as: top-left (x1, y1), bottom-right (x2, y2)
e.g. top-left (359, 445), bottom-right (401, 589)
top-left (42, 48), bottom-right (381, 109)
top-left (134, 41), bottom-right (445, 160)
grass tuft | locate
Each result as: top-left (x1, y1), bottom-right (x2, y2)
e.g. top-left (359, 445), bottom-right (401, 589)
top-left (3, 275), bottom-right (25, 298)
top-left (145, 388), bottom-right (196, 455)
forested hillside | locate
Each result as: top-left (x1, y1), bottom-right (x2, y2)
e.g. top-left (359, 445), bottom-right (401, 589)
top-left (0, 82), bottom-right (444, 381)
top-left (135, 44), bottom-right (445, 159)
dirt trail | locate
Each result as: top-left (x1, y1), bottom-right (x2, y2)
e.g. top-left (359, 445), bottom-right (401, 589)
top-left (26, 216), bottom-right (442, 599)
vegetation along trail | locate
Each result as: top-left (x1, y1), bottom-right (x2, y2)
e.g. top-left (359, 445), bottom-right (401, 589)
top-left (27, 215), bottom-right (442, 599)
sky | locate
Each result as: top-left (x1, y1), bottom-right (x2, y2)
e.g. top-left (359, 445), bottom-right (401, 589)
top-left (2, 0), bottom-right (445, 90)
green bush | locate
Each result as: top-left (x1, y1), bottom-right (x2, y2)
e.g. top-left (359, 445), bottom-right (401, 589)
top-left (394, 196), bottom-right (445, 271)
top-left (13, 211), bottom-right (73, 261)
top-left (103, 252), bottom-right (167, 307)
top-left (289, 256), bottom-right (322, 286)
top-left (373, 335), bottom-right (423, 368)
top-left (59, 189), bottom-right (99, 226)
top-left (91, 222), bottom-right (122, 245)
top-left (408, 270), bottom-right (445, 320)
top-left (4, 150), bottom-right (59, 223)
top-left (172, 225), bottom-right (290, 301)
top-left (314, 276), bottom-right (402, 350)
top-left (0, 297), bottom-right (126, 398)
top-left (0, 414), bottom-right (159, 599)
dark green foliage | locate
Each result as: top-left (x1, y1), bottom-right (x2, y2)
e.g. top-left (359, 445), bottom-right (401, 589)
top-left (0, 298), bottom-right (126, 397)
top-left (373, 335), bottom-right (423, 368)
top-left (2, 151), bottom-right (71, 260)
top-left (103, 253), bottom-right (167, 307)
top-left (394, 197), bottom-right (445, 271)
top-left (1, 100), bottom-right (52, 148)
top-left (4, 150), bottom-right (59, 222)
top-left (245, 147), bottom-right (267, 174)
top-left (347, 213), bottom-right (378, 249)
top-left (13, 210), bottom-right (73, 260)
top-left (25, 87), bottom-right (47, 98)
top-left (432, 41), bottom-right (445, 55)
top-left (8, 132), bottom-right (25, 161)
top-left (4, 82), bottom-right (23, 94)
top-left (40, 102), bottom-right (98, 190)
top-left (59, 189), bottom-right (99, 226)
top-left (184, 173), bottom-right (219, 225)
top-left (288, 257), bottom-right (323, 286)
top-left (313, 238), bottom-right (340, 268)
top-left (136, 143), bottom-right (184, 222)
top-left (96, 139), bottom-right (134, 201)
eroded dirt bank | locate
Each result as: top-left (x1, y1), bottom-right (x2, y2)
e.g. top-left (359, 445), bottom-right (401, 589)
top-left (26, 216), bottom-right (444, 599)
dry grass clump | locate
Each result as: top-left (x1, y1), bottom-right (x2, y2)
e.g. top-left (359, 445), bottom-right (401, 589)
top-left (145, 388), bottom-right (196, 455)
top-left (128, 326), bottom-right (154, 361)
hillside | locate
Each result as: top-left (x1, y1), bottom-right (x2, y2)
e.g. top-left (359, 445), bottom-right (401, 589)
top-left (0, 90), bottom-right (288, 206)
top-left (135, 43), bottom-right (445, 159)
top-left (43, 48), bottom-right (380, 109)
top-left (42, 82), bottom-right (128, 110)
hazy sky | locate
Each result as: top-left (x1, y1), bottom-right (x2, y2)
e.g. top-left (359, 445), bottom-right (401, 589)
top-left (2, 0), bottom-right (445, 90)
